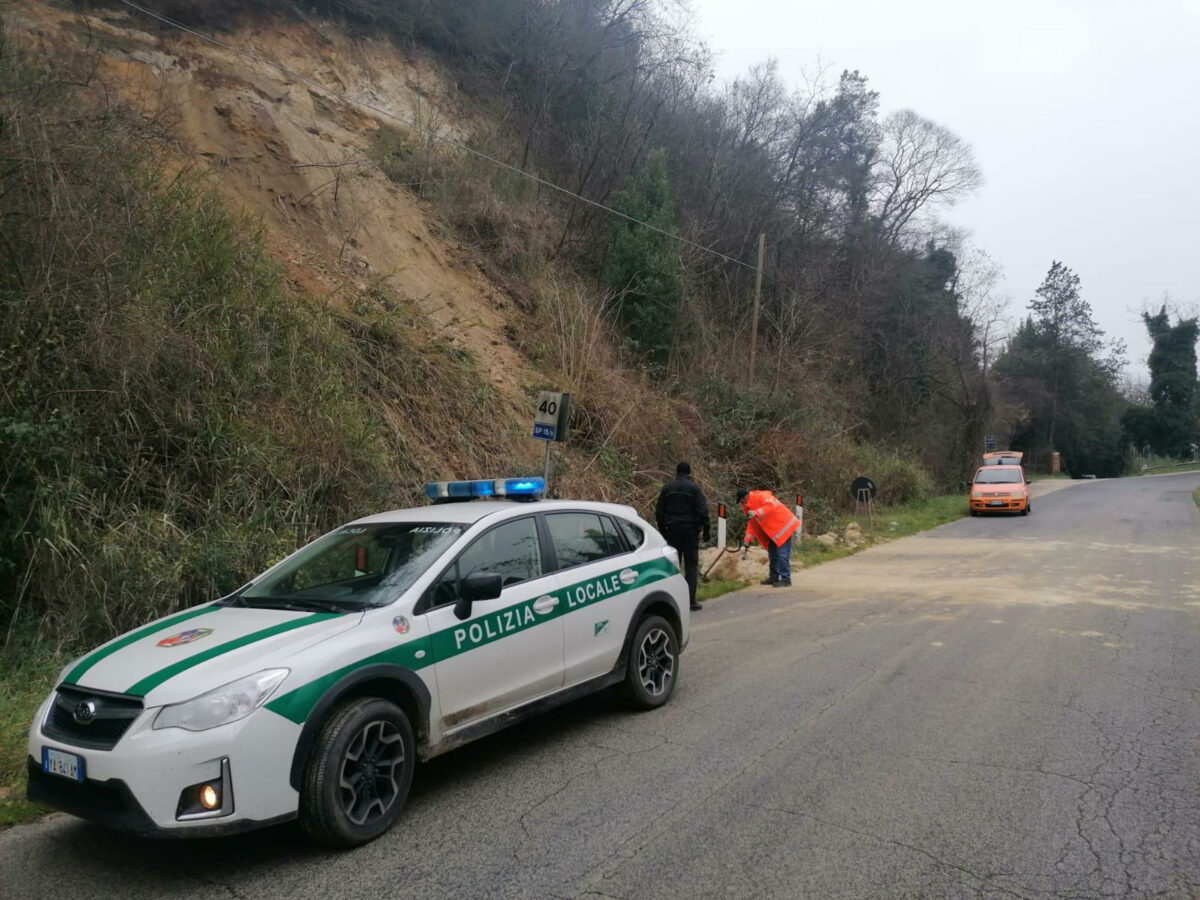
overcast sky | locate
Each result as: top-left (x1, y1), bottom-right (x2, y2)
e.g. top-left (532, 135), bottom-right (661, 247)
top-left (690, 0), bottom-right (1200, 378)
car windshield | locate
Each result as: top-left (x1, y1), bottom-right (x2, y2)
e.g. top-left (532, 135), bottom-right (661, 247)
top-left (238, 523), bottom-right (465, 610)
top-left (974, 469), bottom-right (1023, 484)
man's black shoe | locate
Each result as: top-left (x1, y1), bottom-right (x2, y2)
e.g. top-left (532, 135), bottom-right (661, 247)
top-left (771, 580), bottom-right (792, 588)
top-left (690, 603), bottom-right (702, 611)
top-left (760, 577), bottom-right (778, 586)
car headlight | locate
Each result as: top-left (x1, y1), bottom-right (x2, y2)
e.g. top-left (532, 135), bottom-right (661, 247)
top-left (970, 492), bottom-right (982, 499)
top-left (154, 669), bottom-right (289, 732)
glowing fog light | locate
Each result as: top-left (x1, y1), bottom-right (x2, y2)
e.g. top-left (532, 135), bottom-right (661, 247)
top-left (200, 784), bottom-right (220, 810)
top-left (176, 758), bottom-right (234, 820)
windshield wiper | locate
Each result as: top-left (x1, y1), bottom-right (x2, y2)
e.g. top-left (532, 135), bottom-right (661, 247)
top-left (234, 596), bottom-right (363, 614)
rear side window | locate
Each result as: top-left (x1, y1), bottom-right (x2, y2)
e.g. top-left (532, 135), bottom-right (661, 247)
top-left (615, 517), bottom-right (644, 549)
top-left (546, 512), bottom-right (623, 570)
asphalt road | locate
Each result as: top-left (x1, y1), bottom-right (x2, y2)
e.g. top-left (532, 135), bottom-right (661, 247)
top-left (2, 474), bottom-right (1198, 899)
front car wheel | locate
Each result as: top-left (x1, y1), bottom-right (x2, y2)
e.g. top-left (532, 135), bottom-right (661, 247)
top-left (300, 697), bottom-right (415, 847)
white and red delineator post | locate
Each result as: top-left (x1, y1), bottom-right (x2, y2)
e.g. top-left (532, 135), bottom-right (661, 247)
top-left (716, 503), bottom-right (727, 549)
top-left (795, 493), bottom-right (803, 543)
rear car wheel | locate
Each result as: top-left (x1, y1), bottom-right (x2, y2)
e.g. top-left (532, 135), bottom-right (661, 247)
top-left (619, 615), bottom-right (679, 710)
top-left (300, 697), bottom-right (415, 848)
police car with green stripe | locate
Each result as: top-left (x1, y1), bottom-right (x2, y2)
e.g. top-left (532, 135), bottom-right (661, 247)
top-left (27, 478), bottom-right (689, 846)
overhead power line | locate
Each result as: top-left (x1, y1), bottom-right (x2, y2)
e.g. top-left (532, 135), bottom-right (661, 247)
top-left (113, 0), bottom-right (757, 271)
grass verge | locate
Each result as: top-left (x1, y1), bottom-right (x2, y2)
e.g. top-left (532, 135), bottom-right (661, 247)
top-left (0, 651), bottom-right (66, 828)
top-left (697, 578), bottom-right (747, 603)
top-left (794, 493), bottom-right (966, 570)
top-left (1134, 461), bottom-right (1200, 476)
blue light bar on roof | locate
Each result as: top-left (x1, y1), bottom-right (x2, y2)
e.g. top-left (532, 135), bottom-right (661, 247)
top-left (500, 478), bottom-right (544, 496)
top-left (424, 477), bottom-right (546, 502)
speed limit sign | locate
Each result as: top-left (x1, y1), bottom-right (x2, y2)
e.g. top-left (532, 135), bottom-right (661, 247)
top-left (532, 391), bottom-right (570, 442)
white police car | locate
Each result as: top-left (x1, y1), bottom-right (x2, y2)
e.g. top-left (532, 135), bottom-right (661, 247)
top-left (27, 478), bottom-right (689, 847)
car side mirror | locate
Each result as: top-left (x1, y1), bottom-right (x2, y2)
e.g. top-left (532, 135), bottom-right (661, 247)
top-left (453, 572), bottom-right (503, 620)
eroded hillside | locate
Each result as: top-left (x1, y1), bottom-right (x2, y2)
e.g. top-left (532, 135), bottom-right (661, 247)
top-left (16, 0), bottom-right (535, 404)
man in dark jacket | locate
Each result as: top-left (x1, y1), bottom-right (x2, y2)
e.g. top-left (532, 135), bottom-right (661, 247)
top-left (655, 462), bottom-right (710, 611)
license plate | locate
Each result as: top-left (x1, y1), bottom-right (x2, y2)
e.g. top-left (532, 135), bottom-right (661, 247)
top-left (42, 747), bottom-right (85, 782)
top-left (988, 500), bottom-right (1004, 506)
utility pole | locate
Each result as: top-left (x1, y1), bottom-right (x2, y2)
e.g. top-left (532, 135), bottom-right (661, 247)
top-left (748, 232), bottom-right (765, 386)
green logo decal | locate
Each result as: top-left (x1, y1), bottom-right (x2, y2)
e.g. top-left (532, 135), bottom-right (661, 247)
top-left (594, 620), bottom-right (609, 636)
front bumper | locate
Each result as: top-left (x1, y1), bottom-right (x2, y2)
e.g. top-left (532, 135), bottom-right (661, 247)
top-left (970, 497), bottom-right (1027, 512)
top-left (25, 759), bottom-right (294, 837)
top-left (26, 690), bottom-right (303, 836)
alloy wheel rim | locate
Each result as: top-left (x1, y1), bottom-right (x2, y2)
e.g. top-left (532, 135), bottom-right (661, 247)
top-left (338, 719), bottom-right (404, 826)
top-left (638, 627), bottom-right (675, 696)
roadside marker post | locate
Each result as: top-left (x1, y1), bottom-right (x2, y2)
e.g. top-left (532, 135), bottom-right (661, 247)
top-left (702, 503), bottom-right (742, 581)
top-left (795, 493), bottom-right (803, 543)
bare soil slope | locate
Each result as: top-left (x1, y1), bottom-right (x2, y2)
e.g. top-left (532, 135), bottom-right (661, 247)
top-left (15, 0), bottom-right (531, 401)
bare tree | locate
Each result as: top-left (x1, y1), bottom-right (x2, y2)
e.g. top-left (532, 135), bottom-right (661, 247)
top-left (871, 109), bottom-right (983, 244)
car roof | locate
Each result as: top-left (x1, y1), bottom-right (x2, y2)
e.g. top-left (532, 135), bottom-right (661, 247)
top-left (349, 498), bottom-right (642, 527)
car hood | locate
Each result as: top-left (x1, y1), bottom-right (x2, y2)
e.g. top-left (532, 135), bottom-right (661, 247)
top-left (60, 604), bottom-right (362, 705)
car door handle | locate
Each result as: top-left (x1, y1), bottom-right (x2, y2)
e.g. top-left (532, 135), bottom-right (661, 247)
top-left (533, 595), bottom-right (559, 615)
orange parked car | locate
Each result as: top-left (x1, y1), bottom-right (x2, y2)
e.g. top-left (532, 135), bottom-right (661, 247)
top-left (968, 464), bottom-right (1031, 516)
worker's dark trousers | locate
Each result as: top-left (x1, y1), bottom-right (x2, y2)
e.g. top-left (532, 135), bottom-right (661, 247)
top-left (665, 527), bottom-right (700, 606)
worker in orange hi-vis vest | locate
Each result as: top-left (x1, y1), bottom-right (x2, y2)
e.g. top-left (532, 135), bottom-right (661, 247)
top-left (738, 488), bottom-right (800, 587)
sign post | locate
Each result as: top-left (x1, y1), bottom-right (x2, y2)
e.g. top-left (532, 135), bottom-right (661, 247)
top-left (984, 434), bottom-right (996, 452)
top-left (532, 390), bottom-right (570, 494)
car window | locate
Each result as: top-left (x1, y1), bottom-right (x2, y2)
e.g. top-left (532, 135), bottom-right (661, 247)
top-left (546, 512), bottom-right (622, 570)
top-left (242, 523), bottom-right (464, 609)
top-left (428, 517), bottom-right (543, 609)
top-left (615, 517), bottom-right (644, 549)
top-left (973, 469), bottom-right (1023, 484)
top-left (600, 515), bottom-right (629, 553)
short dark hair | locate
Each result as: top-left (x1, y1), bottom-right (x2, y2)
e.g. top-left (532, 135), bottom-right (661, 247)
top-left (675, 461), bottom-right (691, 476)
top-left (736, 488), bottom-right (749, 502)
